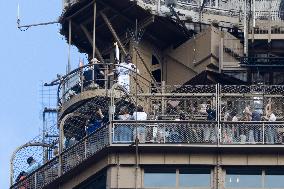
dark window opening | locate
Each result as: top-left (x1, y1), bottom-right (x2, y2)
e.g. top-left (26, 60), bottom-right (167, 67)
top-left (152, 55), bottom-right (159, 65)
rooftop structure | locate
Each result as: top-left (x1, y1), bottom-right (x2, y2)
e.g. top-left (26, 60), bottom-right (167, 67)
top-left (10, 0), bottom-right (284, 189)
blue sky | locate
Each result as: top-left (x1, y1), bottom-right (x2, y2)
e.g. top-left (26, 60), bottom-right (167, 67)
top-left (0, 1), bottom-right (83, 188)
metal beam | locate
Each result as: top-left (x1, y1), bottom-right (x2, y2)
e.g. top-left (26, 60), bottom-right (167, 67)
top-left (101, 16), bottom-right (157, 54)
top-left (134, 47), bottom-right (159, 89)
top-left (80, 24), bottom-right (105, 63)
top-left (100, 11), bottom-right (127, 56)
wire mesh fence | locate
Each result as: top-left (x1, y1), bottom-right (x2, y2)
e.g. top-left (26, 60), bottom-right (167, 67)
top-left (112, 121), bottom-right (218, 144)
top-left (220, 122), bottom-right (284, 144)
top-left (11, 125), bottom-right (109, 189)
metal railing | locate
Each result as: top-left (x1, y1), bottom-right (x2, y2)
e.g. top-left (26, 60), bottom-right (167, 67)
top-left (220, 122), bottom-right (284, 144)
top-left (11, 121), bottom-right (284, 188)
top-left (112, 120), bottom-right (218, 144)
top-left (112, 121), bottom-right (284, 145)
top-left (240, 57), bottom-right (284, 66)
top-left (57, 63), bottom-right (152, 106)
top-left (10, 125), bottom-right (109, 189)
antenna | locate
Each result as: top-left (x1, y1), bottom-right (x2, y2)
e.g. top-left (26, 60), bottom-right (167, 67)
top-left (16, 2), bottom-right (59, 31)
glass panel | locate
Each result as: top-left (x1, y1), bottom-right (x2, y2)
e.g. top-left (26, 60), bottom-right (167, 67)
top-left (225, 169), bottom-right (262, 188)
top-left (144, 169), bottom-right (176, 187)
top-left (179, 168), bottom-right (211, 187)
top-left (265, 169), bottom-right (284, 188)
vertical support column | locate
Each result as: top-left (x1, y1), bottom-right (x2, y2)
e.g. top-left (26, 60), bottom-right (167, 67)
top-left (92, 1), bottom-right (97, 84)
top-left (244, 0), bottom-right (248, 56)
top-left (92, 1), bottom-right (97, 60)
top-left (58, 113), bottom-right (74, 176)
top-left (219, 37), bottom-right (224, 73)
top-left (262, 122), bottom-right (265, 144)
top-left (161, 81), bottom-right (166, 115)
top-left (252, 0), bottom-right (256, 43)
top-left (68, 20), bottom-right (72, 74)
top-left (58, 120), bottom-right (64, 177)
top-left (217, 83), bottom-right (221, 146)
top-left (268, 0), bottom-right (272, 44)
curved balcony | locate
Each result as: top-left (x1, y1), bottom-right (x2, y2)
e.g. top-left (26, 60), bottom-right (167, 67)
top-left (56, 62), bottom-right (153, 119)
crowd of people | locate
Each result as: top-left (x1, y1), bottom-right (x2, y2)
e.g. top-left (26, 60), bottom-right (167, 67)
top-left (111, 99), bottom-right (283, 144)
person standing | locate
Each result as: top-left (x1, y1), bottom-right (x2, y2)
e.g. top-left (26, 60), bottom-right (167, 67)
top-left (132, 105), bottom-right (147, 143)
top-left (26, 157), bottom-right (41, 174)
top-left (265, 101), bottom-right (276, 144)
top-left (116, 54), bottom-right (139, 93)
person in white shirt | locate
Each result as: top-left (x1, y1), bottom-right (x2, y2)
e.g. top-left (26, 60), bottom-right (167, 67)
top-left (116, 54), bottom-right (139, 93)
top-left (265, 101), bottom-right (276, 143)
top-left (115, 106), bottom-right (133, 142)
top-left (132, 105), bottom-right (147, 143)
top-left (132, 105), bottom-right (147, 120)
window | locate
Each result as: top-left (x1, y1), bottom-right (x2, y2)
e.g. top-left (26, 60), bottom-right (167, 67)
top-left (179, 168), bottom-right (211, 187)
top-left (144, 168), bottom-right (176, 187)
top-left (144, 167), bottom-right (212, 188)
top-left (225, 168), bottom-right (284, 188)
top-left (265, 169), bottom-right (284, 188)
top-left (225, 168), bottom-right (262, 188)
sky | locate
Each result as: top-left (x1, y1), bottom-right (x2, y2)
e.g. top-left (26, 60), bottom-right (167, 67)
top-left (0, 1), bottom-right (83, 188)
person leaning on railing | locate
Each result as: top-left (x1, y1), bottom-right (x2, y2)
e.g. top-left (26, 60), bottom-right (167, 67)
top-left (86, 108), bottom-right (106, 135)
top-left (204, 101), bottom-right (217, 143)
top-left (264, 100), bottom-right (277, 144)
top-left (131, 105), bottom-right (147, 143)
top-left (26, 157), bottom-right (41, 175)
top-left (114, 106), bottom-right (132, 142)
top-left (83, 58), bottom-right (105, 89)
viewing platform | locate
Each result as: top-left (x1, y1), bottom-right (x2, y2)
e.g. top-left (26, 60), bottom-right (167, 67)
top-left (11, 76), bottom-right (284, 188)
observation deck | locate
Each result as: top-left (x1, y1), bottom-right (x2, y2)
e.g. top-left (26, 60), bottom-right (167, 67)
top-left (11, 63), bottom-right (284, 188)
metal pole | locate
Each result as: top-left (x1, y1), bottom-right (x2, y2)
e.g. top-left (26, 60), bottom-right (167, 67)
top-left (161, 81), bottom-right (165, 115)
top-left (100, 11), bottom-right (127, 56)
top-left (58, 113), bottom-right (75, 176)
top-left (68, 20), bottom-right (72, 74)
top-left (219, 37), bottom-right (224, 73)
top-left (92, 1), bottom-right (97, 60)
top-left (92, 2), bottom-right (97, 84)
top-left (244, 0), bottom-right (248, 56)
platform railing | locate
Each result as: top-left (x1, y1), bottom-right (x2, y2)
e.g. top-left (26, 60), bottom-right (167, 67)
top-left (220, 122), bottom-right (284, 144)
top-left (10, 125), bottom-right (109, 189)
top-left (11, 120), bottom-right (284, 188)
top-left (112, 120), bottom-right (218, 144)
top-left (111, 121), bottom-right (284, 145)
top-left (57, 63), bottom-right (152, 106)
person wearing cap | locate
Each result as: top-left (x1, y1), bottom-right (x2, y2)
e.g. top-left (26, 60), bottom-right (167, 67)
top-left (26, 157), bottom-right (41, 174)
top-left (83, 58), bottom-right (105, 88)
top-left (116, 54), bottom-right (139, 93)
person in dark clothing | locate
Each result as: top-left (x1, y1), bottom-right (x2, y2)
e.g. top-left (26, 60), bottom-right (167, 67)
top-left (83, 61), bottom-right (105, 88)
top-left (204, 102), bottom-right (217, 142)
top-left (86, 108), bottom-right (106, 135)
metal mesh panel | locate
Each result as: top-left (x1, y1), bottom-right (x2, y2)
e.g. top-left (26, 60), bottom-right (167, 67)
top-left (220, 85), bottom-right (284, 122)
top-left (62, 125), bottom-right (109, 174)
top-left (11, 157), bottom-right (59, 189)
top-left (221, 123), bottom-right (284, 144)
top-left (113, 122), bottom-right (217, 144)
